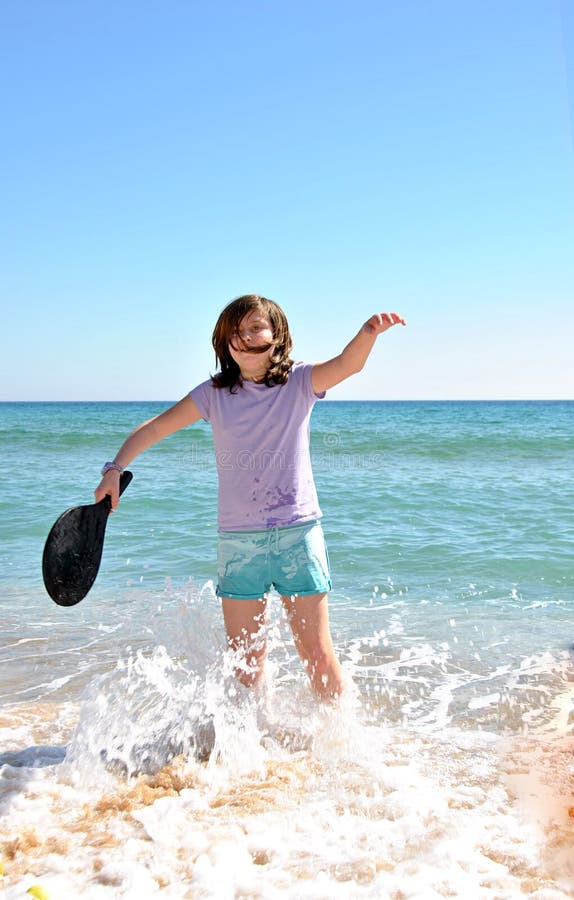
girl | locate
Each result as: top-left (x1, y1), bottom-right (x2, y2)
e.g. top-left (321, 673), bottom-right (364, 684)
top-left (95, 295), bottom-right (406, 700)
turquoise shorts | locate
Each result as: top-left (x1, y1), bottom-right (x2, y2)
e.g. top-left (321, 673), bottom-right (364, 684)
top-left (217, 520), bottom-right (332, 601)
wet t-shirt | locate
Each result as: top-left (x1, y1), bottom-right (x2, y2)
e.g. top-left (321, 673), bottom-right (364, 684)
top-left (189, 362), bottom-right (324, 531)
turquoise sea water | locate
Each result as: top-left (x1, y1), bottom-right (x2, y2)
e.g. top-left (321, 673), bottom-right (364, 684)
top-left (1, 400), bottom-right (573, 898)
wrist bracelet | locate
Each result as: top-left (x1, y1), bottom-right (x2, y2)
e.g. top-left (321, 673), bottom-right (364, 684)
top-left (101, 461), bottom-right (124, 476)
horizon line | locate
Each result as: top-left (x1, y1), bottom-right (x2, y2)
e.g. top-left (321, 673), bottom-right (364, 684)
top-left (1, 397), bottom-right (572, 404)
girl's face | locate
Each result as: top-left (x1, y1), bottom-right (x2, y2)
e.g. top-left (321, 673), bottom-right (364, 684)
top-left (228, 310), bottom-right (275, 380)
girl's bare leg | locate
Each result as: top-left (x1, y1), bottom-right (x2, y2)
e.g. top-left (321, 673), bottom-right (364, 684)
top-left (281, 593), bottom-right (344, 700)
top-left (221, 597), bottom-right (268, 690)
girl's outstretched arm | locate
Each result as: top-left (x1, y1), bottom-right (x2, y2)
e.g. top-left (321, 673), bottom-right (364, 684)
top-left (94, 394), bottom-right (202, 509)
top-left (311, 312), bottom-right (406, 395)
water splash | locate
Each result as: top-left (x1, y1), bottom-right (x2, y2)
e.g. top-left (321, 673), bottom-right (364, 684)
top-left (59, 588), bottom-right (371, 792)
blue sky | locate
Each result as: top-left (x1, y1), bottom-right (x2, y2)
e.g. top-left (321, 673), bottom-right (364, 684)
top-left (1, 0), bottom-right (573, 400)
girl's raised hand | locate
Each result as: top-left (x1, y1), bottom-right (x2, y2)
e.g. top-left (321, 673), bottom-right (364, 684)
top-left (364, 312), bottom-right (406, 335)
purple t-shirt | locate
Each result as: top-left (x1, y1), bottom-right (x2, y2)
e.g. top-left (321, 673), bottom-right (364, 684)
top-left (189, 362), bottom-right (324, 531)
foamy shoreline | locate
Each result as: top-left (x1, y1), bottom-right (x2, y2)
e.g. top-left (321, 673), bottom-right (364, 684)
top-left (1, 684), bottom-right (573, 900)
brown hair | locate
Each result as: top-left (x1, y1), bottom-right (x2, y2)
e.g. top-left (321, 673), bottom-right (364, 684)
top-left (211, 295), bottom-right (294, 390)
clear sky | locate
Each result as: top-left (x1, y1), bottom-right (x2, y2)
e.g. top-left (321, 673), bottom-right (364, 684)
top-left (1, 0), bottom-right (573, 401)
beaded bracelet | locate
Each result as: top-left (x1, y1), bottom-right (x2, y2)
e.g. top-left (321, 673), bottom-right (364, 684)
top-left (101, 461), bottom-right (124, 476)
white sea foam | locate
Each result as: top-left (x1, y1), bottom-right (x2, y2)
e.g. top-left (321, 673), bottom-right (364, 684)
top-left (2, 715), bottom-right (573, 899)
top-left (1, 589), bottom-right (573, 900)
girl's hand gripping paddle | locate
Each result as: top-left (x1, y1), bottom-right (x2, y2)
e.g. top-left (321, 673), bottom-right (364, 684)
top-left (42, 471), bottom-right (133, 606)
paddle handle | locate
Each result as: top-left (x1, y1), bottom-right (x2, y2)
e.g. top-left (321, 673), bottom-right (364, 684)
top-left (103, 470), bottom-right (134, 511)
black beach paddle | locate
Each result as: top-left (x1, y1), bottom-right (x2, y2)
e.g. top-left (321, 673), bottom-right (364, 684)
top-left (42, 471), bottom-right (133, 607)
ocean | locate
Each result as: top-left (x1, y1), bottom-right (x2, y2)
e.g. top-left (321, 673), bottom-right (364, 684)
top-left (0, 399), bottom-right (573, 898)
